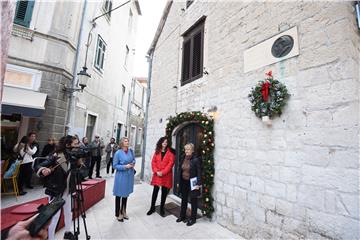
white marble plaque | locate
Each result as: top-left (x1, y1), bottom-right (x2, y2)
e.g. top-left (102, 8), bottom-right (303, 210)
top-left (244, 27), bottom-right (299, 73)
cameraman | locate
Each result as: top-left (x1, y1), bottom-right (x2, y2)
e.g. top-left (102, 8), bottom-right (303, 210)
top-left (34, 135), bottom-right (80, 240)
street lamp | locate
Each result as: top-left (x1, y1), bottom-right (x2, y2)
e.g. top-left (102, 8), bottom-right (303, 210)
top-left (64, 66), bottom-right (91, 93)
top-left (77, 66), bottom-right (91, 91)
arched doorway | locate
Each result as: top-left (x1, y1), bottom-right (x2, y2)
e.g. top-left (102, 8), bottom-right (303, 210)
top-left (173, 123), bottom-right (204, 197)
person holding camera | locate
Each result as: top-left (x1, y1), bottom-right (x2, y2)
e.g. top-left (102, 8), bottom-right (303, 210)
top-left (34, 135), bottom-right (80, 240)
top-left (113, 137), bottom-right (135, 222)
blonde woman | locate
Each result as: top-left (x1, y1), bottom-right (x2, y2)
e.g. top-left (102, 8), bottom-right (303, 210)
top-left (176, 143), bottom-right (202, 226)
top-left (113, 137), bottom-right (136, 222)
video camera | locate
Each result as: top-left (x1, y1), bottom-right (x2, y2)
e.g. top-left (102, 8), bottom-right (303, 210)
top-left (66, 145), bottom-right (95, 164)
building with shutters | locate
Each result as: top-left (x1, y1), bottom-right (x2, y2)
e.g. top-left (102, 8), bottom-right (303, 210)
top-left (70, 0), bottom-right (141, 147)
top-left (143, 1), bottom-right (359, 239)
top-left (2, 0), bottom-right (141, 154)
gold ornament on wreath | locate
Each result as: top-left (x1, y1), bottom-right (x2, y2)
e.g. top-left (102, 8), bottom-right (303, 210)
top-left (248, 71), bottom-right (290, 125)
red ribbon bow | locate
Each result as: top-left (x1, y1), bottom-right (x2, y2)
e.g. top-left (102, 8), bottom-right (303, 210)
top-left (261, 81), bottom-right (270, 102)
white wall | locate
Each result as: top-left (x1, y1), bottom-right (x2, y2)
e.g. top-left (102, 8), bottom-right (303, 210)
top-left (74, 0), bottom-right (141, 144)
top-left (145, 2), bottom-right (359, 239)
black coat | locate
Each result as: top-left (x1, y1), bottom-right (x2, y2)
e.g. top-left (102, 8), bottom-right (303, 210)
top-left (178, 154), bottom-right (202, 198)
top-left (41, 143), bottom-right (55, 157)
top-left (34, 153), bottom-right (75, 197)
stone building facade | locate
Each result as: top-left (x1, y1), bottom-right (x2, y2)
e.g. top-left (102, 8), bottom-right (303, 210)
top-left (72, 0), bottom-right (141, 147)
top-left (144, 1), bottom-right (359, 239)
top-left (2, 1), bottom-right (83, 149)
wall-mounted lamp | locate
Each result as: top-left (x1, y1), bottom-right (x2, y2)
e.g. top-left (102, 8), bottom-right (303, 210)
top-left (207, 106), bottom-right (217, 119)
top-left (63, 66), bottom-right (91, 93)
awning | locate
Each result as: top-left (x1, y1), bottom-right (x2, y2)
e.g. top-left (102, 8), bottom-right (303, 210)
top-left (1, 86), bottom-right (47, 117)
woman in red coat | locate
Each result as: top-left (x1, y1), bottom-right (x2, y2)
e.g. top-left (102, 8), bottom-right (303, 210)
top-left (147, 137), bottom-right (175, 217)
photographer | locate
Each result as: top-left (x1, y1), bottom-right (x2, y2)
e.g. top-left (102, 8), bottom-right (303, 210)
top-left (34, 135), bottom-right (80, 240)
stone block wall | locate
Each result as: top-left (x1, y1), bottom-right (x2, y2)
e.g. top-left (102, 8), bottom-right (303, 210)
top-left (145, 2), bottom-right (359, 239)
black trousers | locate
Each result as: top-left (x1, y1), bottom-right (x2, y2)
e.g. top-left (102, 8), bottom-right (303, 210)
top-left (89, 156), bottom-right (101, 178)
top-left (180, 179), bottom-right (198, 220)
top-left (106, 157), bottom-right (114, 174)
top-left (18, 162), bottom-right (33, 190)
top-left (150, 186), bottom-right (169, 209)
top-left (115, 196), bottom-right (128, 217)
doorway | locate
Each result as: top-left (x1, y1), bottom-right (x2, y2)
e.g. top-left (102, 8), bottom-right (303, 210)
top-left (173, 123), bottom-right (204, 197)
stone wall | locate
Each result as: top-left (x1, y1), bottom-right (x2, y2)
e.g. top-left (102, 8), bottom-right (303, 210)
top-left (28, 71), bottom-right (70, 146)
top-left (145, 2), bottom-right (359, 239)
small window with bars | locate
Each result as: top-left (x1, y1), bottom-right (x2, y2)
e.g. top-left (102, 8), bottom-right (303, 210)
top-left (181, 18), bottom-right (205, 86)
top-left (94, 35), bottom-right (106, 72)
top-left (102, 0), bottom-right (112, 20)
top-left (14, 0), bottom-right (35, 28)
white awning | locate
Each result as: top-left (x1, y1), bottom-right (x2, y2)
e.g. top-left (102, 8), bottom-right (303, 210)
top-left (1, 86), bottom-right (47, 117)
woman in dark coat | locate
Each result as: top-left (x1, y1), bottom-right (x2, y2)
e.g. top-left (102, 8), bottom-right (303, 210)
top-left (176, 143), bottom-right (202, 226)
top-left (146, 137), bottom-right (175, 216)
top-left (41, 137), bottom-right (56, 157)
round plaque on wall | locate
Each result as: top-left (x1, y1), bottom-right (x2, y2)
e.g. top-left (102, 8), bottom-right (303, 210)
top-left (271, 35), bottom-right (294, 58)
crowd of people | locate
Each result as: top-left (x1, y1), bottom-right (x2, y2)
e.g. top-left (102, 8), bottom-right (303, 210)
top-left (2, 133), bottom-right (203, 239)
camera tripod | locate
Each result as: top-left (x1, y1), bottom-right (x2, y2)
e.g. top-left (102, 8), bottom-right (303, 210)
top-left (70, 168), bottom-right (91, 240)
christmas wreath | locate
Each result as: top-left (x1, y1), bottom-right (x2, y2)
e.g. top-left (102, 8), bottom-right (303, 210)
top-left (166, 111), bottom-right (215, 218)
top-left (248, 71), bottom-right (290, 120)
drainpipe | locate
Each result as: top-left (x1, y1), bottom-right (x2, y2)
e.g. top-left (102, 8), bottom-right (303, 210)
top-left (65, 0), bottom-right (87, 135)
top-left (140, 53), bottom-right (153, 180)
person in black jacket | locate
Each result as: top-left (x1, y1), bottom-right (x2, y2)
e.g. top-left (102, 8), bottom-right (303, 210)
top-left (176, 143), bottom-right (202, 226)
top-left (34, 135), bottom-right (80, 240)
top-left (41, 137), bottom-right (56, 157)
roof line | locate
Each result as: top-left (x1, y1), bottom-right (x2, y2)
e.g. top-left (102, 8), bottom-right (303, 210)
top-left (147, 0), bottom-right (173, 56)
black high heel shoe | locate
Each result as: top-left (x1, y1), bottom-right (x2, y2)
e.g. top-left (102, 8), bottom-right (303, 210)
top-left (146, 207), bottom-right (155, 215)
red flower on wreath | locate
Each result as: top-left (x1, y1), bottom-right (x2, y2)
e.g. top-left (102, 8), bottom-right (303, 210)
top-left (266, 70), bottom-right (273, 78)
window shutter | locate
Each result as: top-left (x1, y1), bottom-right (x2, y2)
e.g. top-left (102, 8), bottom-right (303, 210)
top-left (182, 40), bottom-right (191, 82)
top-left (14, 0), bottom-right (35, 27)
top-left (108, 1), bottom-right (112, 17)
top-left (192, 31), bottom-right (202, 78)
top-left (186, 1), bottom-right (194, 8)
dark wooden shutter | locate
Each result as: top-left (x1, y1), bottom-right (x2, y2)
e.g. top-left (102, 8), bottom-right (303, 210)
top-left (192, 31), bottom-right (202, 78)
top-left (14, 0), bottom-right (35, 27)
top-left (182, 40), bottom-right (191, 82)
top-left (108, 1), bottom-right (112, 17)
top-left (186, 1), bottom-right (194, 8)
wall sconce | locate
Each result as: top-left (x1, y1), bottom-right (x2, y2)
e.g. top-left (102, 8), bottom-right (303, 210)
top-left (63, 65), bottom-right (91, 93)
top-left (207, 106), bottom-right (217, 119)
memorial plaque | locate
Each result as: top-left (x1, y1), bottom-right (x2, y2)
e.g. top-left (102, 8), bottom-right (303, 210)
top-left (244, 27), bottom-right (299, 73)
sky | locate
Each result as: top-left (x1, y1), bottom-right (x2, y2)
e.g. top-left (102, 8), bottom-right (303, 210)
top-left (134, 0), bottom-right (167, 78)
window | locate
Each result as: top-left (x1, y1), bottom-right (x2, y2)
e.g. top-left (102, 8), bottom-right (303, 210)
top-left (14, 0), bottom-right (35, 28)
top-left (186, 1), bottom-right (194, 9)
top-left (124, 45), bottom-right (129, 68)
top-left (137, 128), bottom-right (142, 145)
top-left (181, 18), bottom-right (205, 86)
top-left (94, 35), bottom-right (106, 72)
top-left (128, 10), bottom-right (133, 33)
top-left (121, 85), bottom-right (126, 107)
top-left (86, 114), bottom-right (97, 141)
top-left (102, 0), bottom-right (112, 20)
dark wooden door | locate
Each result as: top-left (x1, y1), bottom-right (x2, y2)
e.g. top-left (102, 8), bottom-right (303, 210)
top-left (173, 123), bottom-right (204, 197)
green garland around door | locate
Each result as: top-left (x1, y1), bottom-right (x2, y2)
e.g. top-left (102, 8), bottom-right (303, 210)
top-left (166, 111), bottom-right (215, 218)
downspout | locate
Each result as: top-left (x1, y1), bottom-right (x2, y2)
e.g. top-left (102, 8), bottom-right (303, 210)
top-left (65, 0), bottom-right (87, 135)
top-left (140, 53), bottom-right (153, 180)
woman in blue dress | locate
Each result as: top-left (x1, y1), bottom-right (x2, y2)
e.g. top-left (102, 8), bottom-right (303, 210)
top-left (113, 137), bottom-right (135, 222)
